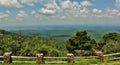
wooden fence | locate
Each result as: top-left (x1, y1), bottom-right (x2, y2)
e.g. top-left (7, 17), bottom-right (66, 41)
top-left (0, 52), bottom-right (120, 64)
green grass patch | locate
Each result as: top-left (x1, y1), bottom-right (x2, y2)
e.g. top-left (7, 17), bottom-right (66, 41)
top-left (1, 57), bottom-right (120, 65)
top-left (0, 61), bottom-right (120, 65)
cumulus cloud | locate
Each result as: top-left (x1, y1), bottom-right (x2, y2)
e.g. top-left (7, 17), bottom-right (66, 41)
top-left (34, 0), bottom-right (42, 2)
top-left (1, 0), bottom-right (120, 26)
top-left (80, 0), bottom-right (93, 7)
top-left (39, 1), bottom-right (61, 15)
top-left (116, 0), bottom-right (120, 9)
top-left (105, 9), bottom-right (119, 15)
top-left (39, 8), bottom-right (56, 15)
top-left (0, 0), bottom-right (22, 8)
top-left (45, 3), bottom-right (60, 10)
top-left (93, 9), bottom-right (120, 18)
top-left (6, 10), bottom-right (11, 14)
top-left (72, 2), bottom-right (81, 8)
top-left (36, 0), bottom-right (59, 5)
top-left (20, 0), bottom-right (34, 6)
top-left (93, 8), bottom-right (102, 14)
top-left (17, 10), bottom-right (28, 17)
top-left (61, 0), bottom-right (72, 9)
top-left (117, 12), bottom-right (120, 16)
top-left (80, 7), bottom-right (89, 14)
top-left (31, 10), bottom-right (36, 15)
top-left (0, 13), bottom-right (9, 19)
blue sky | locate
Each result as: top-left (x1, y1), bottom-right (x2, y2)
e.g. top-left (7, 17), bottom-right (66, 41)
top-left (0, 0), bottom-right (120, 26)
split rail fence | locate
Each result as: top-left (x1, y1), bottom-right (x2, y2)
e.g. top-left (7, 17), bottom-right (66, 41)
top-left (0, 52), bottom-right (120, 64)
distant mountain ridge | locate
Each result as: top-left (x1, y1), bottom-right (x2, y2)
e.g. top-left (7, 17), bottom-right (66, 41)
top-left (1, 25), bottom-right (120, 40)
top-left (1, 25), bottom-right (120, 31)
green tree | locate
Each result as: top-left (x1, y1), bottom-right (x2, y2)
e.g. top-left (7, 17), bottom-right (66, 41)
top-left (98, 32), bottom-right (120, 54)
top-left (66, 30), bottom-right (97, 56)
top-left (0, 29), bottom-right (67, 56)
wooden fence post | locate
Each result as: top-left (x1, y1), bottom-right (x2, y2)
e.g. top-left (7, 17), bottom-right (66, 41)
top-left (95, 51), bottom-right (104, 62)
top-left (3, 52), bottom-right (12, 64)
top-left (36, 53), bottom-right (44, 64)
top-left (67, 53), bottom-right (74, 63)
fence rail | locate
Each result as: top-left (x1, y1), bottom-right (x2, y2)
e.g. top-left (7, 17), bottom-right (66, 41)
top-left (0, 56), bottom-right (97, 59)
top-left (12, 56), bottom-right (36, 59)
top-left (104, 53), bottom-right (120, 56)
top-left (1, 52), bottom-right (120, 64)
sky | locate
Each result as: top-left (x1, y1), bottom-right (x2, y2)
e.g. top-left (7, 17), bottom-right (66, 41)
top-left (0, 0), bottom-right (120, 26)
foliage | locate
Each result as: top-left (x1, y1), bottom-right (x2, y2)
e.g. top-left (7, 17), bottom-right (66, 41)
top-left (66, 30), bottom-right (97, 56)
top-left (0, 29), bottom-right (67, 56)
top-left (1, 29), bottom-right (120, 57)
top-left (98, 32), bottom-right (120, 54)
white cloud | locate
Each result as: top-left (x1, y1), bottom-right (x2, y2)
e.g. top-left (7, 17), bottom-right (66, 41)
top-left (6, 10), bottom-right (11, 14)
top-left (39, 1), bottom-right (61, 15)
top-left (72, 1), bottom-right (81, 7)
top-left (45, 3), bottom-right (60, 10)
top-left (105, 9), bottom-right (119, 15)
top-left (80, 7), bottom-right (89, 14)
top-left (116, 0), bottom-right (120, 9)
top-left (0, 13), bottom-right (9, 19)
top-left (111, 9), bottom-right (119, 15)
top-left (80, 0), bottom-right (92, 7)
top-left (20, 0), bottom-right (34, 6)
top-left (0, 0), bottom-right (22, 8)
top-left (45, 3), bottom-right (55, 10)
top-left (36, 0), bottom-right (59, 5)
top-left (93, 9), bottom-right (120, 18)
top-left (61, 0), bottom-right (72, 9)
top-left (31, 10), bottom-right (36, 15)
top-left (1, 0), bottom-right (120, 26)
top-left (39, 8), bottom-right (57, 15)
top-left (17, 10), bottom-right (28, 17)
top-left (93, 8), bottom-right (102, 14)
top-left (34, 0), bottom-right (42, 2)
top-left (117, 12), bottom-right (120, 16)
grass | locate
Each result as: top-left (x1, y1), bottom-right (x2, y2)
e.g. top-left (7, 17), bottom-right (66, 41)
top-left (1, 60), bottom-right (120, 65)
top-left (0, 62), bottom-right (120, 65)
top-left (1, 57), bottom-right (120, 65)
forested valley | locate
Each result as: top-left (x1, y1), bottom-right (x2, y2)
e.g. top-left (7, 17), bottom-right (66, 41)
top-left (0, 29), bottom-right (120, 57)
